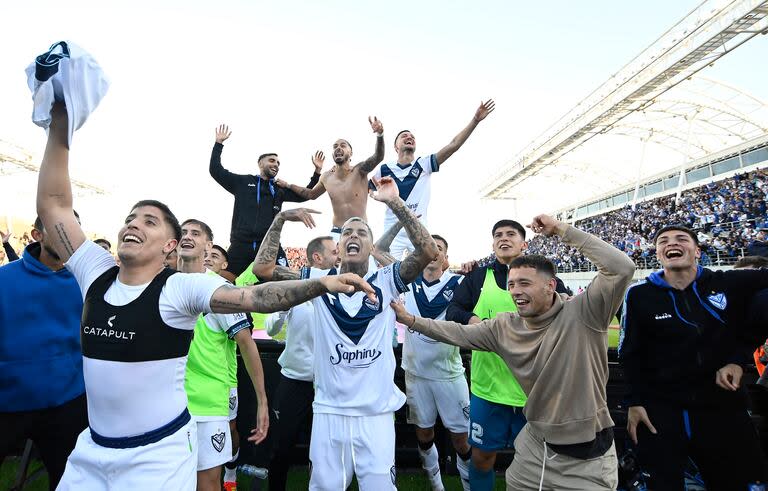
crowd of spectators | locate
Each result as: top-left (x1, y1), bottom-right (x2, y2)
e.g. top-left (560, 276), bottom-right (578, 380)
top-left (525, 167), bottom-right (768, 271)
top-left (284, 246), bottom-right (308, 270)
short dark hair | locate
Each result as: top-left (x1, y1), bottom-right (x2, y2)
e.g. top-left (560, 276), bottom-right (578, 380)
top-left (258, 153), bottom-right (278, 163)
top-left (181, 218), bottom-right (213, 241)
top-left (338, 139), bottom-right (352, 152)
top-left (131, 200), bottom-right (181, 242)
top-left (306, 236), bottom-right (334, 266)
top-left (34, 210), bottom-right (81, 233)
top-left (431, 234), bottom-right (448, 251)
top-left (394, 130), bottom-right (412, 146)
top-left (211, 244), bottom-right (229, 263)
top-left (94, 238), bottom-right (112, 250)
top-left (509, 254), bottom-right (556, 278)
top-left (653, 224), bottom-right (698, 246)
top-left (735, 255), bottom-right (768, 269)
top-left (492, 219), bottom-right (526, 240)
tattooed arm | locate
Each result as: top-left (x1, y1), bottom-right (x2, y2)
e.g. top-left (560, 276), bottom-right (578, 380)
top-left (370, 177), bottom-right (438, 283)
top-left (210, 274), bottom-right (375, 314)
top-left (252, 208), bottom-right (321, 281)
top-left (371, 217), bottom-right (405, 267)
top-left (35, 103), bottom-right (87, 261)
top-left (355, 117), bottom-right (385, 174)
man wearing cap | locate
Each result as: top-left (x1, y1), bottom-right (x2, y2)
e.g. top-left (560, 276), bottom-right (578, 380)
top-left (620, 224), bottom-right (768, 489)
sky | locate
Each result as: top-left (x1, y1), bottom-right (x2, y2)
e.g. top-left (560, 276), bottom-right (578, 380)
top-left (1, 0), bottom-right (766, 262)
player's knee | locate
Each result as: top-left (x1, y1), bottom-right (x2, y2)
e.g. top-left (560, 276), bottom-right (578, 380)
top-left (471, 448), bottom-right (496, 470)
top-left (449, 431), bottom-right (470, 453)
top-left (415, 426), bottom-right (435, 444)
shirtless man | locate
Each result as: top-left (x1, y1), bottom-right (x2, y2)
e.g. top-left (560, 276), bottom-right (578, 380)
top-left (276, 117), bottom-right (384, 240)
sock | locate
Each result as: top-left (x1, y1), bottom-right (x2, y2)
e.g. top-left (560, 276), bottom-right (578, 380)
top-left (456, 453), bottom-right (471, 491)
top-left (417, 442), bottom-right (439, 470)
top-left (223, 449), bottom-right (239, 482)
top-left (469, 459), bottom-right (494, 491)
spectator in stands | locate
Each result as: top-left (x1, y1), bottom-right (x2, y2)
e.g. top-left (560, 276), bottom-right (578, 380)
top-left (0, 214), bottom-right (88, 490)
top-left (748, 228), bottom-right (768, 257)
top-left (620, 225), bottom-right (768, 489)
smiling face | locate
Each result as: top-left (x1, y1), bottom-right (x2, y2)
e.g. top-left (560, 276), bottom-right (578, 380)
top-left (394, 131), bottom-right (416, 154)
top-left (493, 226), bottom-right (527, 263)
top-left (117, 206), bottom-right (178, 266)
top-left (178, 222), bottom-right (212, 263)
top-left (655, 230), bottom-right (700, 272)
top-left (311, 239), bottom-right (340, 269)
top-left (332, 139), bottom-right (352, 165)
top-left (258, 154), bottom-right (280, 179)
top-left (204, 247), bottom-right (228, 273)
top-left (507, 266), bottom-right (557, 317)
top-left (338, 218), bottom-right (373, 269)
top-left (426, 237), bottom-right (449, 273)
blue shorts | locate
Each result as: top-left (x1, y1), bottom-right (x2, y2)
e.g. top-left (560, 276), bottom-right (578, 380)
top-left (468, 394), bottom-right (526, 451)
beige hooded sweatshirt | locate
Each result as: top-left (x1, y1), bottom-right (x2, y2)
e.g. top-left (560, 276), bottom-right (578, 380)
top-left (409, 225), bottom-right (635, 445)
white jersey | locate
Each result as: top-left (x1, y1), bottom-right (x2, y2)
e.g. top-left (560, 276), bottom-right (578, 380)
top-left (66, 240), bottom-right (226, 438)
top-left (372, 154), bottom-right (438, 254)
top-left (265, 302), bottom-right (315, 382)
top-left (402, 271), bottom-right (465, 380)
top-left (303, 263), bottom-right (408, 416)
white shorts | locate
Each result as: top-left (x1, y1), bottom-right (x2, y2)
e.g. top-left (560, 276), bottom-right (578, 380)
top-left (196, 419), bottom-right (232, 471)
top-left (228, 387), bottom-right (238, 421)
top-left (389, 238), bottom-right (414, 263)
top-left (405, 373), bottom-right (470, 434)
top-left (309, 412), bottom-right (397, 491)
top-left (57, 418), bottom-right (197, 490)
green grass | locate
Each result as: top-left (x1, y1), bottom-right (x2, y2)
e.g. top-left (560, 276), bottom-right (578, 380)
top-left (2, 460), bottom-right (507, 490)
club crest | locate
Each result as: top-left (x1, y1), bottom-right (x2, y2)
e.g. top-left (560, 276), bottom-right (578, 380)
top-left (442, 290), bottom-right (454, 302)
top-left (707, 292), bottom-right (727, 310)
top-left (211, 432), bottom-right (226, 452)
top-left (410, 166), bottom-right (421, 178)
top-left (363, 296), bottom-right (380, 311)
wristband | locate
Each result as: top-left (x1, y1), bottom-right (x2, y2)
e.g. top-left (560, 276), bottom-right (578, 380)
top-left (375, 132), bottom-right (383, 138)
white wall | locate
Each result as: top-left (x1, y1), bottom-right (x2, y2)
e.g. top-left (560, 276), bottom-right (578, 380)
top-left (559, 265), bottom-right (734, 293)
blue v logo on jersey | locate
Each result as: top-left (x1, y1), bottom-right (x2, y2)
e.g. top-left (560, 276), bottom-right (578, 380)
top-left (707, 292), bottom-right (727, 310)
top-left (321, 270), bottom-right (384, 344)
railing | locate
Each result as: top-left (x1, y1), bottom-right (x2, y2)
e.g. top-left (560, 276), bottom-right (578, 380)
top-left (554, 247), bottom-right (747, 273)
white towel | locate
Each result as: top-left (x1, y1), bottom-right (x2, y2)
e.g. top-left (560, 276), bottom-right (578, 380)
top-left (26, 41), bottom-right (110, 147)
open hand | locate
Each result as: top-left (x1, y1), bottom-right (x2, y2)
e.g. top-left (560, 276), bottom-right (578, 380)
top-left (474, 99), bottom-right (495, 122)
top-left (369, 176), bottom-right (399, 204)
top-left (0, 229), bottom-right (12, 244)
top-left (215, 124), bottom-right (231, 144)
top-left (278, 208), bottom-right (320, 229)
top-left (312, 151), bottom-right (325, 173)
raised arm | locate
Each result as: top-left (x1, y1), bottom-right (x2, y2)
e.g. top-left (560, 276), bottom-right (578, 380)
top-left (371, 215), bottom-right (405, 267)
top-left (277, 152), bottom-right (327, 201)
top-left (529, 214), bottom-right (635, 330)
top-left (370, 177), bottom-right (438, 283)
top-left (252, 208), bottom-right (320, 281)
top-left (355, 116), bottom-right (385, 175)
top-left (209, 124), bottom-right (245, 194)
top-left (209, 273), bottom-right (375, 314)
top-left (36, 103), bottom-right (86, 262)
top-left (2, 230), bottom-right (19, 262)
top-left (434, 99), bottom-right (495, 167)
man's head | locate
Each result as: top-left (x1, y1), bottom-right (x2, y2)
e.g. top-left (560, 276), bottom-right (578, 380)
top-left (306, 236), bottom-right (338, 269)
top-left (507, 255), bottom-right (558, 317)
top-left (492, 219), bottom-right (527, 263)
top-left (734, 255), bottom-right (768, 270)
top-left (338, 217), bottom-right (374, 268)
top-left (178, 219), bottom-right (213, 263)
top-left (654, 225), bottom-right (700, 272)
top-left (204, 244), bottom-right (229, 273)
top-left (258, 153), bottom-right (280, 179)
top-left (332, 139), bottom-right (353, 165)
top-left (394, 130), bottom-right (416, 154)
top-left (94, 238), bottom-right (111, 252)
top-left (118, 200), bottom-right (181, 266)
top-left (757, 229), bottom-right (767, 241)
top-left (33, 211), bottom-right (81, 262)
top-left (427, 234), bottom-right (450, 272)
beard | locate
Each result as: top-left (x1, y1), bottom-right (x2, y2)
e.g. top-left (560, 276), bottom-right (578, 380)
top-left (43, 243), bottom-right (61, 261)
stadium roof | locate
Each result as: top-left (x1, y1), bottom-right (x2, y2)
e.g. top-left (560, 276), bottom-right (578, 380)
top-left (481, 0), bottom-right (768, 206)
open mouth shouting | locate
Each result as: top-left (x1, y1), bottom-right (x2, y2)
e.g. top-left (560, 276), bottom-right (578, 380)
top-left (345, 242), bottom-right (361, 257)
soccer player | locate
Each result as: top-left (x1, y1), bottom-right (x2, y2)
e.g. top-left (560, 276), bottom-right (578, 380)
top-left (371, 100), bottom-right (495, 259)
top-left (445, 220), bottom-right (530, 491)
top-left (276, 117), bottom-right (384, 241)
top-left (620, 225), bottom-right (768, 489)
top-left (253, 177), bottom-right (438, 490)
top-left (264, 235), bottom-right (338, 491)
top-left (177, 219), bottom-right (269, 491)
top-left (392, 214), bottom-right (636, 489)
top-left (401, 235), bottom-right (471, 490)
top-left (36, 103), bottom-right (374, 490)
top-left (204, 244), bottom-right (229, 276)
top-left (210, 125), bottom-right (322, 280)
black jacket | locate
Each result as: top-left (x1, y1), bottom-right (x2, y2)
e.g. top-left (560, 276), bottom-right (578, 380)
top-left (3, 242), bottom-right (18, 262)
top-left (619, 266), bottom-right (768, 409)
top-left (446, 259), bottom-right (568, 325)
top-left (210, 143), bottom-right (320, 243)
top-left (747, 240), bottom-right (768, 258)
